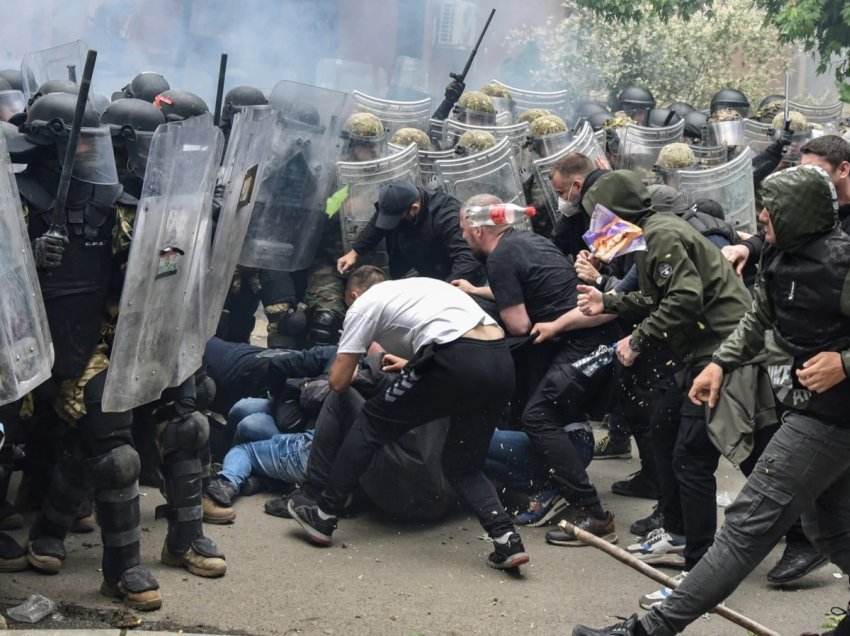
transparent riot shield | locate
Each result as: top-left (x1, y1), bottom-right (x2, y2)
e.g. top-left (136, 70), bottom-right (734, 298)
top-left (490, 96), bottom-right (516, 125)
top-left (0, 90), bottom-right (26, 122)
top-left (352, 91), bottom-right (431, 137)
top-left (433, 136), bottom-right (528, 230)
top-left (21, 40), bottom-right (88, 100)
top-left (443, 119), bottom-right (530, 154)
top-left (531, 122), bottom-right (609, 224)
top-left (706, 119), bottom-right (744, 148)
top-left (691, 144), bottom-right (729, 167)
top-left (0, 129), bottom-right (53, 404)
top-left (103, 115), bottom-right (223, 412)
top-left (389, 143), bottom-right (454, 190)
top-left (315, 59), bottom-right (388, 97)
top-left (336, 142), bottom-right (421, 252)
top-left (618, 119), bottom-right (686, 182)
top-left (787, 100), bottom-right (843, 126)
top-left (240, 81), bottom-right (355, 272)
top-left (675, 146), bottom-right (756, 233)
top-left (202, 106), bottom-right (275, 340)
top-left (743, 119), bottom-right (772, 154)
top-left (490, 80), bottom-right (569, 120)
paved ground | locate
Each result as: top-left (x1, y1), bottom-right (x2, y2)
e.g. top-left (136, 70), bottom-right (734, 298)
top-left (1, 451), bottom-right (845, 635)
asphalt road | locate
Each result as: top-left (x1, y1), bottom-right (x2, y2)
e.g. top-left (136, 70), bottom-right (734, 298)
top-left (1, 449), bottom-right (844, 635)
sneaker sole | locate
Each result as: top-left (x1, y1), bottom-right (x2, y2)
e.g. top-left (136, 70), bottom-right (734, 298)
top-left (593, 453), bottom-right (633, 460)
top-left (518, 498), bottom-right (570, 528)
top-left (203, 509), bottom-right (237, 524)
top-left (26, 545), bottom-right (62, 574)
top-left (766, 554), bottom-right (829, 585)
top-left (100, 580), bottom-right (163, 612)
top-left (639, 598), bottom-right (664, 610)
top-left (287, 499), bottom-right (333, 546)
top-left (547, 532), bottom-right (619, 547)
top-left (488, 551), bottom-right (530, 570)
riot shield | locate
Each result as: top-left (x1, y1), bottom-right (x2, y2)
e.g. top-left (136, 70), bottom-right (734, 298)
top-left (0, 128), bottom-right (53, 404)
top-left (743, 119), bottom-right (772, 154)
top-left (21, 40), bottom-right (88, 100)
top-left (531, 122), bottom-right (609, 223)
top-left (202, 106), bottom-right (275, 340)
top-left (787, 99), bottom-right (843, 126)
top-left (691, 144), bottom-right (729, 167)
top-left (239, 81), bottom-right (355, 272)
top-left (618, 119), bottom-right (685, 182)
top-left (103, 115), bottom-right (223, 412)
top-left (490, 96), bottom-right (516, 126)
top-left (706, 119), bottom-right (744, 148)
top-left (443, 119), bottom-right (529, 154)
top-left (433, 136), bottom-right (527, 224)
top-left (315, 59), bottom-right (388, 97)
top-left (0, 90), bottom-right (26, 122)
top-left (352, 91), bottom-right (431, 136)
top-left (389, 143), bottom-right (455, 190)
top-left (490, 80), bottom-right (569, 120)
top-left (675, 146), bottom-right (756, 233)
top-left (337, 142), bottom-right (421, 252)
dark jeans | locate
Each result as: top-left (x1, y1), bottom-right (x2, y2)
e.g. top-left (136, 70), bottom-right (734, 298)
top-left (304, 337), bottom-right (516, 538)
top-left (520, 341), bottom-right (608, 508)
top-left (643, 412), bottom-right (850, 635)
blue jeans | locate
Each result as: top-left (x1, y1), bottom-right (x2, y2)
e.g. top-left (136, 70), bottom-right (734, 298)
top-left (220, 429), bottom-right (314, 490)
top-left (485, 426), bottom-right (594, 492)
top-left (228, 397), bottom-right (279, 444)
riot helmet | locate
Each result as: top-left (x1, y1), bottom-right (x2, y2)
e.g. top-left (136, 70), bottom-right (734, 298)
top-left (654, 142), bottom-right (696, 185)
top-left (391, 127), bottom-right (432, 151)
top-left (341, 111), bottom-right (387, 161)
top-left (154, 89), bottom-right (209, 122)
top-left (528, 114), bottom-right (571, 157)
top-left (480, 83), bottom-right (512, 99)
top-left (220, 85), bottom-right (268, 131)
top-left (616, 86), bottom-right (655, 124)
top-left (119, 72), bottom-right (170, 103)
top-left (28, 79), bottom-right (79, 106)
top-left (101, 98), bottom-right (166, 177)
top-left (710, 88), bottom-right (749, 118)
top-left (0, 69), bottom-right (24, 91)
top-left (586, 112), bottom-right (612, 131)
top-left (770, 110), bottom-right (812, 163)
top-left (706, 108), bottom-right (744, 147)
top-left (683, 110), bottom-right (708, 142)
top-left (455, 130), bottom-right (496, 156)
top-left (667, 102), bottom-right (695, 119)
top-left (571, 99), bottom-right (609, 127)
top-left (646, 108), bottom-right (682, 128)
top-left (20, 91), bottom-right (117, 184)
top-left (756, 96), bottom-right (785, 124)
top-left (453, 91), bottom-right (496, 126)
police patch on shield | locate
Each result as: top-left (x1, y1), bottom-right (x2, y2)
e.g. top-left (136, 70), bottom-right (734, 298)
top-left (656, 262), bottom-right (673, 279)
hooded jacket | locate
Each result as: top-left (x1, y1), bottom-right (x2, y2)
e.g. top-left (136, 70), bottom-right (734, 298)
top-left (583, 170), bottom-right (751, 364)
top-left (713, 164), bottom-right (850, 424)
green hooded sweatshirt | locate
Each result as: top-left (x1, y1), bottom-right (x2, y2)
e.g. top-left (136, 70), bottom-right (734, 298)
top-left (582, 170), bottom-right (752, 365)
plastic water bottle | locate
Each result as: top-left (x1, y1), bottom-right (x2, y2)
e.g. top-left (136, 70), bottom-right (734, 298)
top-left (464, 203), bottom-right (536, 227)
top-left (572, 344), bottom-right (615, 377)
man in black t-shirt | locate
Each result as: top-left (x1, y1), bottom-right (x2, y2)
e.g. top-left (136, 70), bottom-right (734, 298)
top-left (456, 194), bottom-right (619, 543)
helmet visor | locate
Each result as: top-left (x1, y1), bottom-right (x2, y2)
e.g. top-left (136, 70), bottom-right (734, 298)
top-left (0, 91), bottom-right (26, 122)
top-left (56, 126), bottom-right (119, 184)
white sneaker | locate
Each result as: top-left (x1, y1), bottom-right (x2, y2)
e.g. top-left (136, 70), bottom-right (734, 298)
top-left (639, 571), bottom-right (687, 610)
top-left (627, 528), bottom-right (686, 567)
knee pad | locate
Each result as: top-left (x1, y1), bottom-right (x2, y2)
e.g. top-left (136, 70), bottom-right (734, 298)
top-left (90, 444), bottom-right (140, 489)
top-left (161, 412), bottom-right (210, 455)
top-left (307, 309), bottom-right (344, 346)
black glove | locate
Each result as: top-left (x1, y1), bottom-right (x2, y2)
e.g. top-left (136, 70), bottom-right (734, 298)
top-left (31, 233), bottom-right (68, 269)
top-left (777, 127), bottom-right (793, 148)
top-left (211, 182), bottom-right (226, 222)
top-left (445, 78), bottom-right (465, 104)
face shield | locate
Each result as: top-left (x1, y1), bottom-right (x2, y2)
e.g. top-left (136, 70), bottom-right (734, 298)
top-left (530, 131), bottom-right (573, 159)
top-left (56, 125), bottom-right (119, 184)
top-left (123, 128), bottom-right (155, 177)
top-left (0, 91), bottom-right (26, 122)
top-left (706, 119), bottom-right (744, 147)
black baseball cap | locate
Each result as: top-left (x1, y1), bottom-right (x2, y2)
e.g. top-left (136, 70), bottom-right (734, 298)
top-left (375, 181), bottom-right (420, 230)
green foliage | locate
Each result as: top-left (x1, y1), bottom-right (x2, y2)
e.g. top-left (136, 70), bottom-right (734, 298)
top-left (509, 0), bottom-right (787, 108)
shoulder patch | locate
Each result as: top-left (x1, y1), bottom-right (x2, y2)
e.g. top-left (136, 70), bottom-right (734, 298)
top-left (656, 262), bottom-right (673, 279)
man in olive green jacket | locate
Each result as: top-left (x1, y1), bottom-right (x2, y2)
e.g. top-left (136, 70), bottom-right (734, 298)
top-left (575, 170), bottom-right (751, 573)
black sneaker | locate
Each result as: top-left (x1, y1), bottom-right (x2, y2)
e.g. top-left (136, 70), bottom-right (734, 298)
top-left (629, 505), bottom-right (663, 537)
top-left (611, 471), bottom-right (658, 500)
top-left (206, 476), bottom-right (239, 508)
top-left (767, 540), bottom-right (828, 584)
top-left (546, 509), bottom-right (617, 547)
top-left (572, 613), bottom-right (644, 635)
top-left (594, 435), bottom-right (632, 460)
top-left (488, 533), bottom-right (530, 570)
top-left (287, 492), bottom-right (337, 546)
top-left (264, 491), bottom-right (295, 519)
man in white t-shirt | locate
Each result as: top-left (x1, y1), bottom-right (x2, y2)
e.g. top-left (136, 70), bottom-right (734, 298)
top-left (288, 266), bottom-right (530, 570)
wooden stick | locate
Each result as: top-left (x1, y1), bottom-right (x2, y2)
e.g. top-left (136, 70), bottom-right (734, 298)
top-left (558, 520), bottom-right (780, 636)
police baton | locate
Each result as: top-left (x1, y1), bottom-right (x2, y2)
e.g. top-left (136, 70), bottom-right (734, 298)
top-left (49, 48), bottom-right (97, 235)
top-left (558, 519), bottom-right (781, 636)
top-left (213, 53), bottom-right (228, 127)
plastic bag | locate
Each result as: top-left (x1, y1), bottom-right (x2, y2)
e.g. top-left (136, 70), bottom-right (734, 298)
top-left (7, 594), bottom-right (56, 623)
top-left (582, 204), bottom-right (646, 263)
